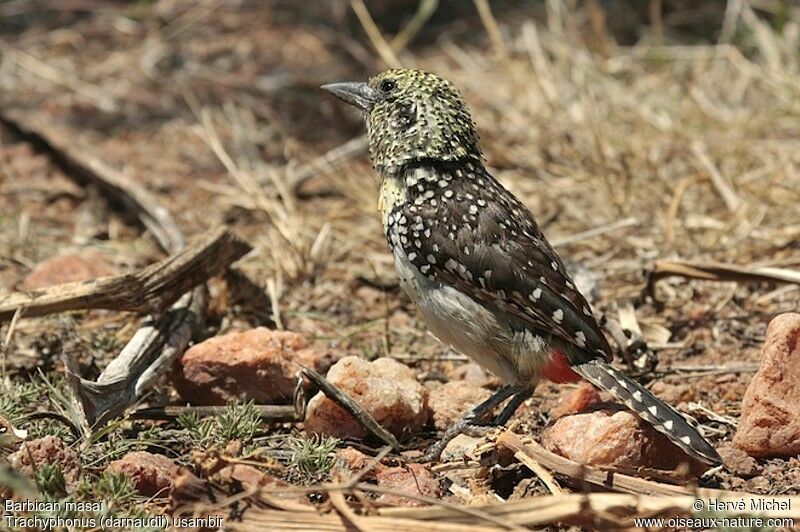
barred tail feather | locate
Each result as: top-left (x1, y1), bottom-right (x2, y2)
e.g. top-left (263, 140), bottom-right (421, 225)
top-left (572, 360), bottom-right (722, 466)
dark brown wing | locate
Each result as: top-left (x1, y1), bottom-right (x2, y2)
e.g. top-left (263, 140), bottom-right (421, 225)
top-left (389, 163), bottom-right (612, 362)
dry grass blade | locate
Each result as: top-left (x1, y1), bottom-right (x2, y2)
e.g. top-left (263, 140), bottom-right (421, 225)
top-left (329, 489), bottom-right (370, 532)
top-left (551, 217), bottom-right (638, 247)
top-left (510, 449), bottom-right (562, 494)
top-left (288, 135), bottom-right (368, 194)
top-left (349, 0), bottom-right (404, 69)
top-left (0, 39), bottom-right (116, 112)
top-left (647, 260), bottom-right (800, 296)
top-left (0, 307), bottom-right (23, 383)
top-left (691, 141), bottom-right (741, 213)
top-left (473, 0), bottom-right (508, 59)
top-left (224, 508), bottom-right (502, 532)
top-left (0, 109), bottom-right (185, 251)
top-left (0, 227), bottom-right (250, 320)
top-left (496, 430), bottom-right (691, 496)
top-left (382, 490), bottom-right (800, 527)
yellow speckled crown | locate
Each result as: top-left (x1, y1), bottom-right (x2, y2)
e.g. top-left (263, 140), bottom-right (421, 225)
top-left (366, 69), bottom-right (481, 172)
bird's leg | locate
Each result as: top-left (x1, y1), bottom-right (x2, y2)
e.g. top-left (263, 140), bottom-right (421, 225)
top-left (416, 385), bottom-right (523, 462)
top-left (491, 388), bottom-right (532, 425)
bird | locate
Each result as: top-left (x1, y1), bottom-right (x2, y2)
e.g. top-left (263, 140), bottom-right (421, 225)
top-left (321, 68), bottom-right (721, 466)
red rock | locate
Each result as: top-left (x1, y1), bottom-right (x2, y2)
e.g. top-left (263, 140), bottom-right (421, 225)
top-left (22, 252), bottom-right (116, 289)
top-left (734, 313), bottom-right (800, 458)
top-left (106, 451), bottom-right (183, 497)
top-left (428, 381), bottom-right (491, 430)
top-left (8, 436), bottom-right (80, 485)
top-left (542, 409), bottom-right (706, 472)
top-left (717, 443), bottom-right (759, 478)
top-left (173, 328), bottom-right (327, 405)
top-left (650, 382), bottom-right (698, 405)
top-left (304, 356), bottom-right (429, 440)
top-left (332, 447), bottom-right (387, 477)
top-left (374, 463), bottom-right (439, 506)
top-left (550, 382), bottom-right (602, 419)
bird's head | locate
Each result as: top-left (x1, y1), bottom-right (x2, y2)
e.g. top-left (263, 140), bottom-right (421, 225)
top-left (322, 69), bottom-right (481, 172)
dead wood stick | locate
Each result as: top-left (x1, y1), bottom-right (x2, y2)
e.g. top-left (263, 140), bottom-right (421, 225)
top-left (0, 109), bottom-right (184, 252)
top-left (381, 490), bottom-right (800, 527)
top-left (647, 259), bottom-right (800, 297)
top-left (0, 109), bottom-right (210, 429)
top-left (0, 227), bottom-right (250, 321)
top-left (299, 366), bottom-right (401, 451)
top-left (223, 509), bottom-right (500, 532)
top-left (496, 431), bottom-right (691, 496)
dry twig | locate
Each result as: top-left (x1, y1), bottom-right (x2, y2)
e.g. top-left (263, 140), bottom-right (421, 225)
top-left (647, 259), bottom-right (800, 297)
top-left (0, 227), bottom-right (250, 321)
top-left (0, 109), bottom-right (210, 428)
top-left (299, 366), bottom-right (401, 451)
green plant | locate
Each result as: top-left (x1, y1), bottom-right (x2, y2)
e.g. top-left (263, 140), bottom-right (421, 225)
top-left (287, 432), bottom-right (339, 480)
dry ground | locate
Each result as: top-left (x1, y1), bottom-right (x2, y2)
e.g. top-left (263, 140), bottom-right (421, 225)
top-left (0, 0), bottom-right (799, 528)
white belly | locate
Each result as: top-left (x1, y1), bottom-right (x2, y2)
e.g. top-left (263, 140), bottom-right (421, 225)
top-left (393, 248), bottom-right (550, 386)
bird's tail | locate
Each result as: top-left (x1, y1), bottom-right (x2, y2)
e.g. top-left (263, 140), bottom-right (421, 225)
top-left (572, 359), bottom-right (722, 466)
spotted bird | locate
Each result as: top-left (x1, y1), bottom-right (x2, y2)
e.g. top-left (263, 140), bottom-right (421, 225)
top-left (322, 69), bottom-right (721, 466)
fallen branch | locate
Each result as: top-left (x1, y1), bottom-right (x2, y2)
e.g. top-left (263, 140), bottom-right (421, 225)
top-left (495, 431), bottom-right (690, 496)
top-left (646, 259), bottom-right (800, 298)
top-left (0, 227), bottom-right (250, 321)
top-left (0, 109), bottom-right (214, 429)
top-left (299, 366), bottom-right (401, 451)
top-left (224, 508), bottom-right (501, 532)
top-left (381, 490), bottom-right (799, 528)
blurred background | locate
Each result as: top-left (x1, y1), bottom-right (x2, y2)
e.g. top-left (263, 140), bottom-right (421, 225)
top-left (0, 0), bottom-right (799, 511)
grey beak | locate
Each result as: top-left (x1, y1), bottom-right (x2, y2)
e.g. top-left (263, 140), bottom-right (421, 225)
top-left (321, 81), bottom-right (378, 111)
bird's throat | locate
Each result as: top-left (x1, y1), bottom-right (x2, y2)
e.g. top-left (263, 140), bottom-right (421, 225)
top-left (378, 174), bottom-right (407, 230)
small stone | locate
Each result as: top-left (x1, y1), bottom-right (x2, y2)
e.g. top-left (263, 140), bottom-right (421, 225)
top-left (542, 409), bottom-right (706, 473)
top-left (213, 463), bottom-right (307, 506)
top-left (550, 382), bottom-right (602, 419)
top-left (22, 252), bottom-right (116, 290)
top-left (374, 463), bottom-right (439, 506)
top-left (106, 451), bottom-right (183, 497)
top-left (450, 363), bottom-right (502, 388)
top-left (428, 381), bottom-right (491, 430)
top-left (8, 436), bottom-right (80, 485)
top-left (650, 382), bottom-right (698, 405)
top-left (173, 328), bottom-right (328, 405)
top-left (332, 447), bottom-right (386, 477)
top-left (304, 356), bottom-right (429, 440)
top-left (441, 434), bottom-right (482, 462)
top-left (734, 313), bottom-right (800, 458)
top-left (717, 442), bottom-right (759, 478)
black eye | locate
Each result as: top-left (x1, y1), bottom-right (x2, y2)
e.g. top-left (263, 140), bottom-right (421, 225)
top-left (380, 79), bottom-right (396, 93)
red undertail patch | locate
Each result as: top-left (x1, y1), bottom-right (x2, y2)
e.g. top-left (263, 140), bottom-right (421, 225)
top-left (541, 350), bottom-right (582, 383)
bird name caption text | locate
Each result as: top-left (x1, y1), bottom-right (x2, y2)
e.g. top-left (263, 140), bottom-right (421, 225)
top-left (3, 499), bottom-right (224, 530)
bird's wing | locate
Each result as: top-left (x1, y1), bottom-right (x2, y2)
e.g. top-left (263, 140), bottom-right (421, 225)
top-left (393, 167), bottom-right (612, 362)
